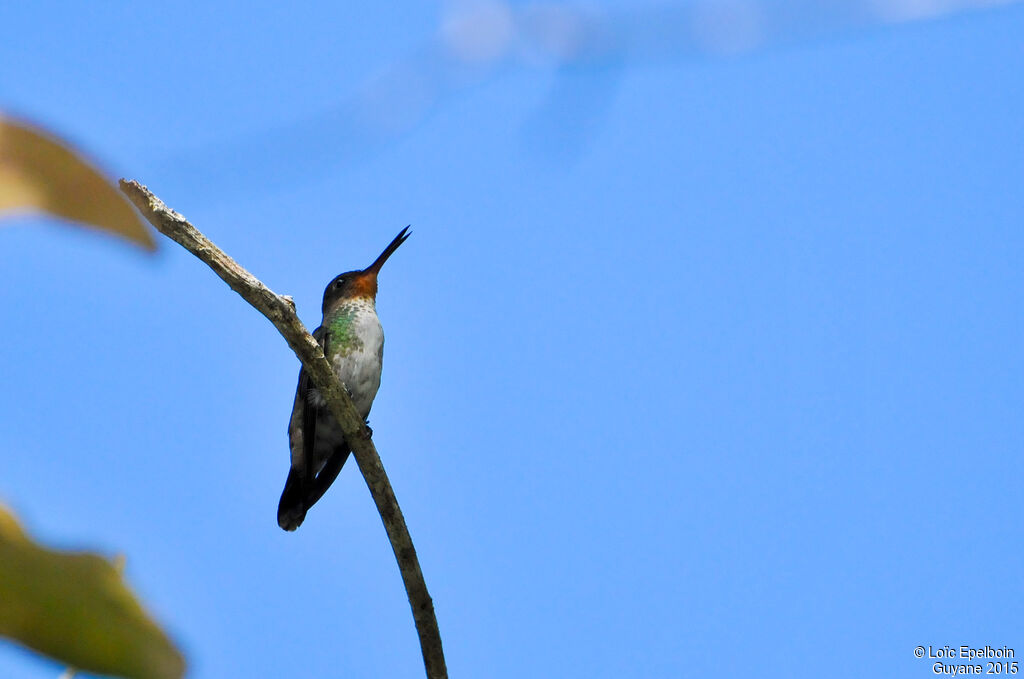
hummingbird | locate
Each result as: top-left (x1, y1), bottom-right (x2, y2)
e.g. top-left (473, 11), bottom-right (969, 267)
top-left (278, 227), bottom-right (410, 531)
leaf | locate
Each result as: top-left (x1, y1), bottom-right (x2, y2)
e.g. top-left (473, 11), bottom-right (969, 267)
top-left (0, 505), bottom-right (184, 679)
top-left (0, 115), bottom-right (156, 250)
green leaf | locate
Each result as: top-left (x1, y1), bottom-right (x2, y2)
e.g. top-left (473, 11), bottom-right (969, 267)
top-left (0, 506), bottom-right (184, 679)
top-left (0, 115), bottom-right (156, 250)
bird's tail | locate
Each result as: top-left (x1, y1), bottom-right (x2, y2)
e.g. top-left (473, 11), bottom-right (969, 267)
top-left (277, 449), bottom-right (351, 531)
top-left (277, 469), bottom-right (307, 531)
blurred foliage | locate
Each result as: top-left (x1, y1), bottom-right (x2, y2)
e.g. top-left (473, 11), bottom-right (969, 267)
top-left (0, 505), bottom-right (184, 679)
top-left (0, 113), bottom-right (179, 677)
top-left (0, 115), bottom-right (155, 250)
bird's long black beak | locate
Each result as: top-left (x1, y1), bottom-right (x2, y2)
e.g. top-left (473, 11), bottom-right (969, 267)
top-left (365, 226), bottom-right (410, 275)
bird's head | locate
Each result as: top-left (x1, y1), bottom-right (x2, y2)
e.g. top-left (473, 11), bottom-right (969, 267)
top-left (322, 226), bottom-right (410, 313)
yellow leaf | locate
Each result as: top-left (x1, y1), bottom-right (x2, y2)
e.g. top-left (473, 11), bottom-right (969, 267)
top-left (0, 115), bottom-right (156, 250)
top-left (0, 505), bottom-right (184, 679)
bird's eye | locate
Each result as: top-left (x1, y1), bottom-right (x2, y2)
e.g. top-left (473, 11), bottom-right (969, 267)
top-left (335, 279), bottom-right (345, 288)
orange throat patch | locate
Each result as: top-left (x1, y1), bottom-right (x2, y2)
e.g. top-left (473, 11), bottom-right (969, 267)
top-left (349, 272), bottom-right (378, 299)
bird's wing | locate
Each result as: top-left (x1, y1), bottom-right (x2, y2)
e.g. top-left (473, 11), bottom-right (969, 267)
top-left (280, 327), bottom-right (333, 529)
top-left (287, 326), bottom-right (329, 475)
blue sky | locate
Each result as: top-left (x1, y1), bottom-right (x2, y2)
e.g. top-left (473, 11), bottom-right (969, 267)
top-left (2, 1), bottom-right (1023, 677)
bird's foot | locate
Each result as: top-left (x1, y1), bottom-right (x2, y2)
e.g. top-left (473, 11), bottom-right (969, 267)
top-left (361, 420), bottom-right (373, 440)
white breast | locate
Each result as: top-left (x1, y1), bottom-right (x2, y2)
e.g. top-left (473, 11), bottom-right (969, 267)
top-left (331, 307), bottom-right (384, 419)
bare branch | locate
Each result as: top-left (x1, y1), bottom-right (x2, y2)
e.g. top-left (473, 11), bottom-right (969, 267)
top-left (119, 180), bottom-right (447, 679)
